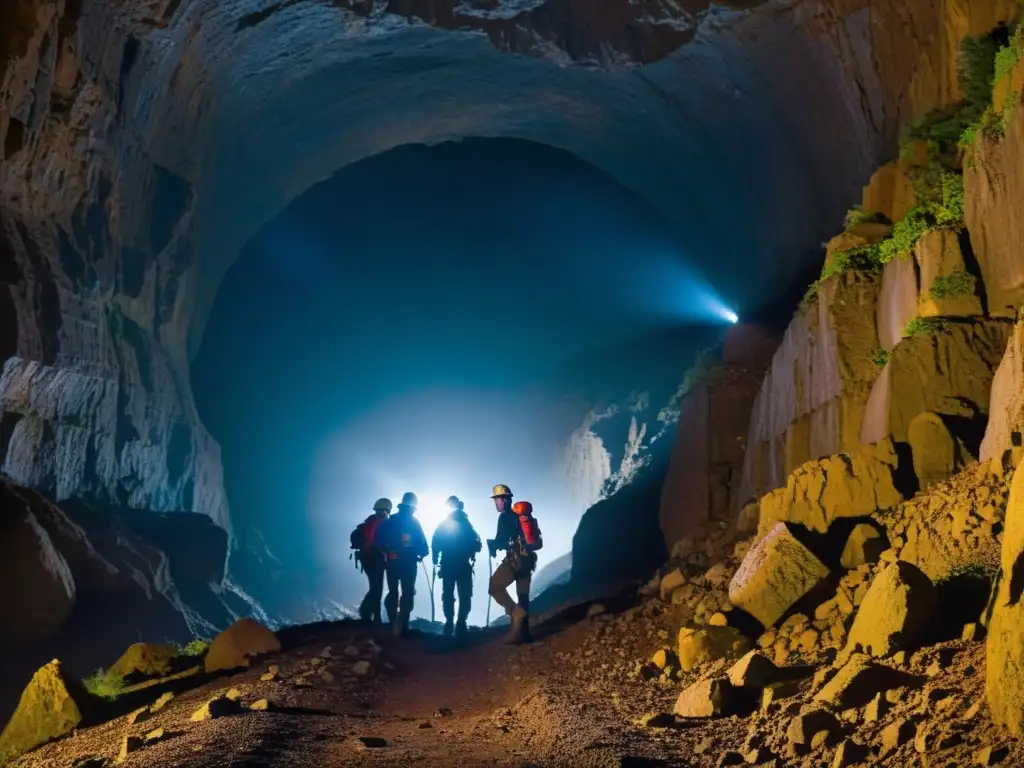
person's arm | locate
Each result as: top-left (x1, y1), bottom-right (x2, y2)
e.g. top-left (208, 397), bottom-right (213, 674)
top-left (431, 527), bottom-right (441, 565)
top-left (417, 522), bottom-right (430, 560)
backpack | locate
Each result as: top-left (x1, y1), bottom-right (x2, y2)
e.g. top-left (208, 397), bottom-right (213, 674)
top-left (516, 513), bottom-right (542, 549)
top-left (350, 515), bottom-right (381, 551)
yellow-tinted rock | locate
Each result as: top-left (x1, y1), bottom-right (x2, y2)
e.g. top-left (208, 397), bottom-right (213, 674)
top-left (825, 222), bottom-right (892, 262)
top-left (659, 569), bottom-right (686, 601)
top-left (861, 161), bottom-right (916, 223)
top-left (727, 651), bottom-right (781, 688)
top-left (814, 653), bottom-right (917, 708)
top-left (758, 440), bottom-right (903, 534)
top-left (915, 229), bottom-right (983, 318)
top-left (673, 678), bottom-right (734, 718)
top-left (907, 412), bottom-right (964, 490)
top-left (987, 456), bottom-right (1024, 735)
top-left (0, 660), bottom-right (86, 763)
top-left (842, 561), bottom-right (937, 661)
top-left (204, 618), bottom-right (281, 673)
top-left (729, 522), bottom-right (830, 628)
top-left (111, 642), bottom-right (179, 679)
top-left (840, 523), bottom-right (888, 569)
top-left (677, 626), bottom-right (751, 672)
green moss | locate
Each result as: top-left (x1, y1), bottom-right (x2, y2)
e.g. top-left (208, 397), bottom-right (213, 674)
top-left (844, 206), bottom-right (889, 229)
top-left (82, 668), bottom-right (125, 701)
top-left (877, 209), bottom-right (930, 263)
top-left (994, 24), bottom-right (1023, 82)
top-left (930, 269), bottom-right (977, 300)
top-left (178, 639), bottom-right (210, 657)
top-left (959, 34), bottom-right (1000, 108)
top-left (903, 316), bottom-right (948, 339)
top-left (871, 347), bottom-right (890, 369)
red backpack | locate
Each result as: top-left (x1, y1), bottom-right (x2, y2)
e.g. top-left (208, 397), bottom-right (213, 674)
top-left (351, 515), bottom-right (382, 550)
top-left (512, 501), bottom-right (542, 549)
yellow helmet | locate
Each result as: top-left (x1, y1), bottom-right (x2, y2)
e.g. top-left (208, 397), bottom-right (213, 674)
top-left (490, 484), bottom-right (513, 499)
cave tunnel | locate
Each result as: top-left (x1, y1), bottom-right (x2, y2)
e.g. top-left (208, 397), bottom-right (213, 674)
top-left (2, 0), bottom-right (1017, 729)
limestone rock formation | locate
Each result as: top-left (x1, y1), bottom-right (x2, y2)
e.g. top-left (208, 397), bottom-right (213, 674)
top-left (980, 320), bottom-right (1024, 462)
top-left (987, 457), bottom-right (1023, 735)
top-left (861, 320), bottom-right (1011, 446)
top-left (908, 411), bottom-right (966, 489)
top-left (739, 272), bottom-right (882, 507)
top-left (914, 229), bottom-right (984, 318)
top-left (842, 561), bottom-right (937, 661)
top-left (825, 222), bottom-right (892, 261)
top-left (964, 79), bottom-right (1024, 318)
top-left (861, 160), bottom-right (916, 224)
top-left (205, 618), bottom-right (280, 673)
top-left (729, 522), bottom-right (830, 628)
top-left (840, 523), bottom-right (888, 569)
top-left (0, 660), bottom-right (88, 763)
top-left (877, 256), bottom-right (921, 352)
top-left (659, 325), bottom-right (778, 546)
top-left (757, 439), bottom-right (903, 534)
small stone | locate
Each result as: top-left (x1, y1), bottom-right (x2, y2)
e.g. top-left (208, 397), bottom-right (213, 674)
top-left (863, 692), bottom-right (889, 722)
top-left (310, 657), bottom-right (324, 668)
top-left (815, 653), bottom-right (919, 709)
top-left (974, 745), bottom-right (1010, 765)
top-left (249, 699), bottom-right (271, 711)
top-left (728, 651), bottom-right (781, 688)
top-left (926, 660), bottom-right (943, 677)
top-left (143, 727), bottom-right (166, 744)
top-left (319, 669), bottom-right (335, 684)
top-left (587, 603), bottom-right (606, 618)
top-left (812, 667), bottom-right (835, 690)
top-left (150, 692), bottom-right (174, 712)
top-left (225, 688), bottom-right (242, 701)
top-left (832, 739), bottom-right (869, 767)
top-left (795, 629), bottom-right (820, 653)
top-left (761, 680), bottom-right (801, 711)
top-left (743, 746), bottom-right (772, 764)
top-left (260, 672), bottom-right (276, 682)
top-left (674, 678), bottom-right (734, 718)
top-left (885, 688), bottom-right (905, 704)
top-left (433, 708), bottom-right (454, 718)
top-left (786, 709), bottom-right (841, 755)
top-left (709, 612), bottom-right (729, 627)
top-left (418, 721), bottom-right (432, 729)
top-left (115, 736), bottom-right (144, 764)
top-left (267, 664), bottom-right (280, 674)
top-left (811, 730), bottom-right (836, 751)
top-left (190, 694), bottom-right (242, 721)
top-left (641, 712), bottom-right (676, 728)
top-left (344, 646), bottom-right (360, 657)
top-left (880, 718), bottom-right (917, 756)
top-left (840, 708), bottom-right (859, 724)
top-left (319, 646), bottom-right (333, 658)
top-left (352, 661), bottom-right (372, 676)
top-left (126, 707), bottom-right (152, 726)
top-left (964, 700), bottom-right (983, 719)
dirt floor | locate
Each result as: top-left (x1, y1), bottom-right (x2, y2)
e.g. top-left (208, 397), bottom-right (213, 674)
top-left (10, 592), bottom-right (1024, 768)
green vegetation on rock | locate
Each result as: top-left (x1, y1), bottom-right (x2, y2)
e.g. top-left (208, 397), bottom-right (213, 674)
top-left (843, 206), bottom-right (889, 229)
top-left (960, 25), bottom-right (1022, 161)
top-left (903, 317), bottom-right (948, 339)
top-left (929, 268), bottom-right (977, 300)
top-left (82, 667), bottom-right (125, 701)
top-left (179, 639), bottom-right (210, 657)
top-left (871, 347), bottom-right (890, 369)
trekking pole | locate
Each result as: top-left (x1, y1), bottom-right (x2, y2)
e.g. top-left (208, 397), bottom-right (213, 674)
top-left (421, 560), bottom-right (436, 624)
top-left (486, 553), bottom-right (493, 627)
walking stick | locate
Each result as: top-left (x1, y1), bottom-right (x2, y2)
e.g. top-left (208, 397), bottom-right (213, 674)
top-left (486, 552), bottom-right (493, 627)
top-left (421, 560), bottom-right (436, 624)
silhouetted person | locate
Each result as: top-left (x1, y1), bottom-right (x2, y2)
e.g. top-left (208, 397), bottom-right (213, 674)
top-left (377, 491), bottom-right (429, 636)
top-left (431, 496), bottom-right (482, 638)
top-left (487, 485), bottom-right (542, 643)
top-left (350, 497), bottom-right (392, 624)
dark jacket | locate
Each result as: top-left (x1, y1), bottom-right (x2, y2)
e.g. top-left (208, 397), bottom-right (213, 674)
top-left (376, 508), bottom-right (429, 562)
top-left (431, 510), bottom-right (482, 567)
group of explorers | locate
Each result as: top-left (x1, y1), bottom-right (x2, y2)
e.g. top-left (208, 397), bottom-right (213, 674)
top-left (349, 484), bottom-right (542, 644)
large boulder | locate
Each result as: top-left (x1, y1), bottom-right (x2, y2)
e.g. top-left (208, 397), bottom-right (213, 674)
top-left (673, 677), bottom-right (734, 718)
top-left (987, 458), bottom-right (1024, 735)
top-left (758, 439), bottom-right (903, 534)
top-left (205, 618), bottom-right (280, 673)
top-left (914, 229), bottom-right (983, 318)
top-left (813, 653), bottom-right (919, 708)
top-left (824, 221), bottom-right (892, 261)
top-left (861, 320), bottom-right (1012, 446)
top-left (729, 522), bottom-right (830, 628)
top-left (842, 561), bottom-right (937, 661)
top-left (0, 660), bottom-right (89, 763)
top-left (907, 411), bottom-right (966, 489)
top-left (110, 643), bottom-right (180, 679)
top-left (980, 320), bottom-right (1024, 463)
top-left (676, 626), bottom-right (751, 671)
top-left (877, 256), bottom-right (919, 351)
top-left (861, 160), bottom-right (916, 223)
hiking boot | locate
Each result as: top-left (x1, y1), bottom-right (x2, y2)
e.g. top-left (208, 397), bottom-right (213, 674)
top-left (455, 620), bottom-right (468, 639)
top-left (504, 606), bottom-right (528, 644)
top-left (443, 619), bottom-right (454, 637)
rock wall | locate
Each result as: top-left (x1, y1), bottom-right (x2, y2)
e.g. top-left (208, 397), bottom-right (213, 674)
top-left (981, 319), bottom-right (1024, 462)
top-left (659, 324), bottom-right (778, 549)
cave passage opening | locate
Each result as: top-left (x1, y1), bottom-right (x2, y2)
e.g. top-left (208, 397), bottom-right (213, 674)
top-left (191, 136), bottom-right (736, 627)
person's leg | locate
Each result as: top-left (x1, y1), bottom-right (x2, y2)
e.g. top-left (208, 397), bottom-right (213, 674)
top-left (515, 572), bottom-right (533, 641)
top-left (441, 571), bottom-right (456, 634)
top-left (456, 568), bottom-right (472, 626)
top-left (488, 559), bottom-right (520, 615)
top-left (384, 562), bottom-right (400, 625)
top-left (398, 559), bottom-right (417, 621)
top-left (358, 566), bottom-right (373, 621)
top-left (368, 560), bottom-right (385, 623)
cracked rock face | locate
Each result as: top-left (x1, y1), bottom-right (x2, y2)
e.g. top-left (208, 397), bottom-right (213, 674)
top-left (2, 0), bottom-right (1017, 547)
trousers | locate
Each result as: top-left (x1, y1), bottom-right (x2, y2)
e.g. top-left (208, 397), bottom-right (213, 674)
top-left (384, 557), bottom-right (418, 622)
top-left (358, 556), bottom-right (386, 622)
top-left (440, 562), bottom-right (473, 622)
top-left (488, 555), bottom-right (532, 616)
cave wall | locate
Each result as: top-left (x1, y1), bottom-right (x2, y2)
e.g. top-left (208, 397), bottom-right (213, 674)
top-left (2, 0), bottom-right (1020, 556)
